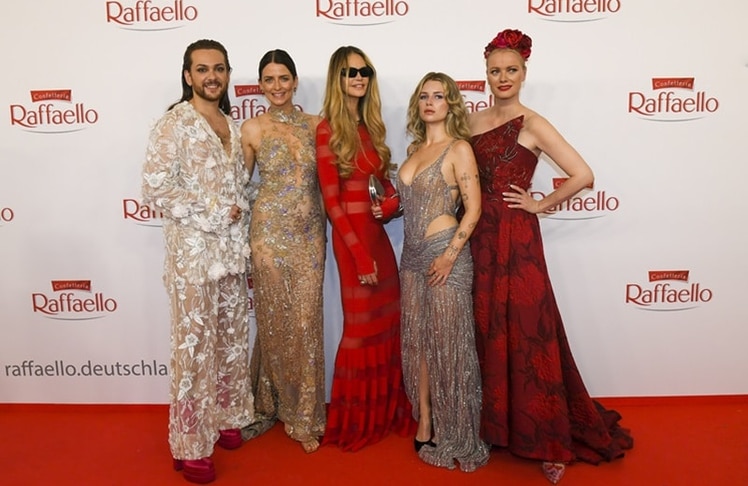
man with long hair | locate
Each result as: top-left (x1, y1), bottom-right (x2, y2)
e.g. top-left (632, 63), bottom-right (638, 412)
top-left (141, 39), bottom-right (253, 484)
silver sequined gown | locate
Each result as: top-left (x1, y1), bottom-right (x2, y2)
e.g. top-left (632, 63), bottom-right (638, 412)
top-left (396, 143), bottom-right (489, 472)
top-left (246, 109), bottom-right (326, 443)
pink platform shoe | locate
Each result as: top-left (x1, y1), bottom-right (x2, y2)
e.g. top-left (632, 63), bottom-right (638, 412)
top-left (173, 457), bottom-right (216, 484)
top-left (217, 428), bottom-right (243, 450)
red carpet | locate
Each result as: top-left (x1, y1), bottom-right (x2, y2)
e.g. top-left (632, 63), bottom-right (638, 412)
top-left (1, 396), bottom-right (746, 485)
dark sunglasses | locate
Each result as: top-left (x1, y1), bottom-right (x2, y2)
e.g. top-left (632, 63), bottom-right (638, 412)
top-left (341, 66), bottom-right (373, 78)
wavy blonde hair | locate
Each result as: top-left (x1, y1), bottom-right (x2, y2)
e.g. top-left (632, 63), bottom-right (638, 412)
top-left (406, 72), bottom-right (471, 151)
top-left (320, 46), bottom-right (392, 178)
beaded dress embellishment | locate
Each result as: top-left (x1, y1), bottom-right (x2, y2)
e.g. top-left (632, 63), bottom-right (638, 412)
top-left (269, 107), bottom-right (303, 126)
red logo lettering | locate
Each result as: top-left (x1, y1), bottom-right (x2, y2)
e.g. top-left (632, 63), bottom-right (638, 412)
top-left (456, 80), bottom-right (486, 92)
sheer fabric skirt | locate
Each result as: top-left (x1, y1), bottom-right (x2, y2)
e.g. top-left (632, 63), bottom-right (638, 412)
top-left (166, 271), bottom-right (254, 459)
top-left (323, 215), bottom-right (415, 451)
top-left (400, 228), bottom-right (489, 472)
top-left (247, 240), bottom-right (327, 443)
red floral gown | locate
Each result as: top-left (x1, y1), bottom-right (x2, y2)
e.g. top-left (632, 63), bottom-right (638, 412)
top-left (469, 115), bottom-right (633, 464)
top-left (316, 120), bottom-right (415, 451)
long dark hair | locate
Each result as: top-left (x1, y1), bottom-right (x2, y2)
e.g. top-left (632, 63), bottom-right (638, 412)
top-left (257, 49), bottom-right (298, 79)
top-left (169, 39), bottom-right (232, 114)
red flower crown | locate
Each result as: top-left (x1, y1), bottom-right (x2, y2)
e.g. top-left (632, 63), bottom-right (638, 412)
top-left (484, 29), bottom-right (533, 60)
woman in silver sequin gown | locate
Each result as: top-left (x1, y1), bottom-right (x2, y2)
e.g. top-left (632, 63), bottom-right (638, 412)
top-left (239, 49), bottom-right (326, 453)
top-left (396, 72), bottom-right (489, 472)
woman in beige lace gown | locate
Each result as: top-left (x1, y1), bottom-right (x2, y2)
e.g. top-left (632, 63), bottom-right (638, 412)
top-left (239, 49), bottom-right (326, 453)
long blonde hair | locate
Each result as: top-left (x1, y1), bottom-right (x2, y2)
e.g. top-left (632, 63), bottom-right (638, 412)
top-left (320, 46), bottom-right (392, 178)
top-left (406, 72), bottom-right (471, 150)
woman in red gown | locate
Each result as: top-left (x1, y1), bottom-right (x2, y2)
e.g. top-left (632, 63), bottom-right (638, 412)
top-left (468, 29), bottom-right (633, 483)
top-left (316, 45), bottom-right (415, 451)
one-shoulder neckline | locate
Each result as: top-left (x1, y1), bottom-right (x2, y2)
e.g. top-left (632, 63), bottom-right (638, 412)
top-left (471, 115), bottom-right (537, 161)
top-left (471, 114), bottom-right (524, 138)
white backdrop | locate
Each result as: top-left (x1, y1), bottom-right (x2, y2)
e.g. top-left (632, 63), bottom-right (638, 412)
top-left (1, 1), bottom-right (746, 404)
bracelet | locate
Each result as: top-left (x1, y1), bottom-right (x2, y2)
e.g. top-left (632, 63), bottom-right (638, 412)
top-left (446, 244), bottom-right (460, 257)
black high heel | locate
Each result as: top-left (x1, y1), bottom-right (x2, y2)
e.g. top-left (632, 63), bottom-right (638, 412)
top-left (414, 437), bottom-right (436, 452)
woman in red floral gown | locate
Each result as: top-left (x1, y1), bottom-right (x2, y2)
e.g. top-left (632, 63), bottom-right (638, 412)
top-left (316, 45), bottom-right (415, 451)
top-left (468, 29), bottom-right (633, 484)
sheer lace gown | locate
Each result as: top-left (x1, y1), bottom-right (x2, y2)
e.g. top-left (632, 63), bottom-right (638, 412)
top-left (245, 109), bottom-right (326, 444)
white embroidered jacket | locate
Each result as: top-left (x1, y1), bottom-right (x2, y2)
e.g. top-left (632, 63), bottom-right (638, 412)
top-left (142, 101), bottom-right (251, 285)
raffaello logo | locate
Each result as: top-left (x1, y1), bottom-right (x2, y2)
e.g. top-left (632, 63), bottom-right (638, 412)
top-left (105, 0), bottom-right (198, 31)
top-left (457, 80), bottom-right (495, 114)
top-left (316, 0), bottom-right (410, 25)
top-left (625, 270), bottom-right (713, 311)
top-left (123, 198), bottom-right (163, 227)
top-left (230, 85), bottom-right (305, 122)
top-left (628, 77), bottom-right (719, 121)
top-left (532, 178), bottom-right (618, 220)
top-left (0, 206), bottom-right (15, 227)
top-left (10, 90), bottom-right (100, 133)
top-left (32, 280), bottom-right (119, 320)
top-left (528, 0), bottom-right (621, 22)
